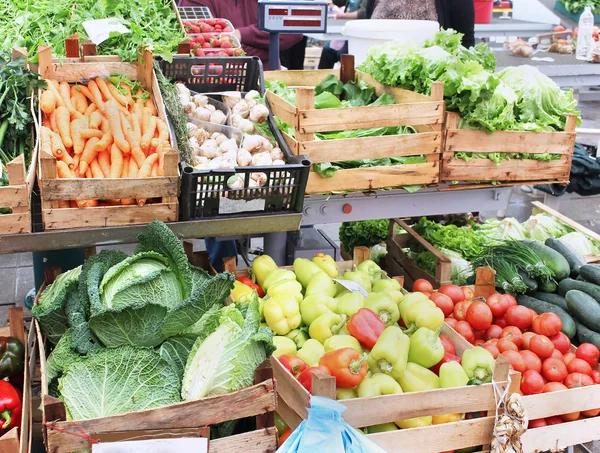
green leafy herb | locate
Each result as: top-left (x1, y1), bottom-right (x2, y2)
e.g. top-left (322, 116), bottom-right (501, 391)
top-left (339, 220), bottom-right (390, 256)
top-left (315, 74), bottom-right (343, 96)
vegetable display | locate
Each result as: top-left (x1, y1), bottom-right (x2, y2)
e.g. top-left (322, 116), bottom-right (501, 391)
top-left (190, 33), bottom-right (245, 58)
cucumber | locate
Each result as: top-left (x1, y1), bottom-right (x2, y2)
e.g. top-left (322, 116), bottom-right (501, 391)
top-left (558, 278), bottom-right (600, 303)
top-left (523, 240), bottom-right (571, 281)
top-left (575, 322), bottom-right (600, 350)
top-left (545, 238), bottom-right (586, 278)
top-left (579, 264), bottom-right (600, 286)
top-left (516, 294), bottom-right (577, 339)
top-left (537, 279), bottom-right (557, 293)
top-left (518, 270), bottom-right (538, 292)
top-left (529, 292), bottom-right (569, 311)
top-left (565, 290), bottom-right (600, 332)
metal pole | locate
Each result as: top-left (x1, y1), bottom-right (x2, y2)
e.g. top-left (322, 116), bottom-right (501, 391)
top-left (269, 32), bottom-right (280, 70)
top-left (264, 231), bottom-right (288, 265)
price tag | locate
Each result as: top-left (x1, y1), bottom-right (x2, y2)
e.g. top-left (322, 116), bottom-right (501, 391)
top-left (83, 18), bottom-right (130, 45)
top-left (219, 196), bottom-right (266, 214)
top-left (333, 279), bottom-right (368, 298)
top-left (93, 438), bottom-right (208, 453)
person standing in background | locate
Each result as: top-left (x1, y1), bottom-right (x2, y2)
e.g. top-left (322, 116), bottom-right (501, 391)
top-left (318, 0), bottom-right (366, 69)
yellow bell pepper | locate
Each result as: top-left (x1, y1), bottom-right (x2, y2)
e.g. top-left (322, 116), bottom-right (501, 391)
top-left (230, 280), bottom-right (254, 302)
top-left (273, 336), bottom-right (297, 358)
top-left (309, 312), bottom-right (346, 344)
top-left (432, 413), bottom-right (463, 425)
top-left (264, 294), bottom-right (301, 335)
top-left (324, 335), bottom-right (362, 354)
top-left (394, 416), bottom-right (433, 429)
top-left (296, 339), bottom-right (325, 366)
top-left (336, 387), bottom-right (358, 400)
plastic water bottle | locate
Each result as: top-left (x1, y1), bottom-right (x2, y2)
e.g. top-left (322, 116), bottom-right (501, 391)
top-left (576, 6), bottom-right (594, 61)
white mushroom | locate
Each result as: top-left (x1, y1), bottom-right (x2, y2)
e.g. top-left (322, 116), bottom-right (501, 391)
top-left (232, 99), bottom-right (250, 118)
top-left (251, 151), bottom-right (273, 167)
top-left (192, 93), bottom-right (209, 107)
top-left (270, 148), bottom-right (283, 161)
top-left (242, 135), bottom-right (263, 153)
top-left (219, 138), bottom-right (238, 154)
top-left (210, 110), bottom-right (227, 125)
top-left (199, 139), bottom-right (219, 159)
top-left (223, 92), bottom-right (242, 109)
top-left (237, 148), bottom-right (252, 166)
top-left (249, 104), bottom-right (269, 124)
top-left (193, 107), bottom-right (211, 122)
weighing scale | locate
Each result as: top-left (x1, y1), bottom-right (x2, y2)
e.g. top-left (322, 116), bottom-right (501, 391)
top-left (258, 0), bottom-right (328, 70)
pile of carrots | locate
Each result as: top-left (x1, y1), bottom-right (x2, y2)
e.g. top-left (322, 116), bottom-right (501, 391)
top-left (39, 76), bottom-right (171, 208)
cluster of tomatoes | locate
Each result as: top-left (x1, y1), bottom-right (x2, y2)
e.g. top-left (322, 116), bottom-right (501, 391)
top-left (413, 278), bottom-right (600, 428)
top-left (189, 34), bottom-right (245, 57)
top-left (183, 18), bottom-right (234, 34)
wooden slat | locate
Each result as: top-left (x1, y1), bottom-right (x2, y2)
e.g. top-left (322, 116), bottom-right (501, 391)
top-left (441, 158), bottom-right (571, 181)
top-left (265, 91), bottom-right (297, 127)
top-left (0, 185), bottom-right (29, 207)
top-left (297, 132), bottom-right (441, 164)
top-left (211, 428), bottom-right (277, 453)
top-left (446, 129), bottom-right (576, 154)
top-left (275, 396), bottom-right (303, 430)
top-left (357, 71), bottom-right (433, 104)
top-left (474, 267), bottom-right (497, 300)
top-left (263, 69), bottom-right (339, 86)
top-left (270, 357), bottom-right (310, 420)
top-left (521, 417), bottom-right (600, 453)
top-left (523, 385), bottom-right (600, 419)
top-left (393, 219), bottom-right (450, 263)
top-left (439, 180), bottom-right (569, 191)
top-left (0, 212), bottom-right (30, 234)
top-left (305, 163), bottom-right (438, 194)
top-left (0, 427), bottom-right (19, 453)
top-left (48, 62), bottom-right (138, 82)
top-left (41, 177), bottom-right (179, 201)
top-left (532, 201), bottom-right (600, 243)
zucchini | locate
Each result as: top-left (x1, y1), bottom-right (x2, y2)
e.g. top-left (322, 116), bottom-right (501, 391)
top-left (516, 294), bottom-right (577, 339)
top-left (579, 264), bottom-right (600, 286)
top-left (518, 270), bottom-right (538, 292)
top-left (528, 292), bottom-right (569, 311)
top-left (545, 238), bottom-right (586, 278)
top-left (565, 290), bottom-right (600, 332)
top-left (575, 322), bottom-right (600, 350)
top-left (537, 279), bottom-right (557, 293)
top-left (558, 278), bottom-right (600, 303)
top-left (523, 240), bottom-right (570, 281)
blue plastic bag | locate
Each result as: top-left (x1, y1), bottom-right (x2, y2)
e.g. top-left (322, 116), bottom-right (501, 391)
top-left (277, 396), bottom-right (388, 453)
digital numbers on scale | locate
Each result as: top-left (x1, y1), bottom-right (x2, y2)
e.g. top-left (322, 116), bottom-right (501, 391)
top-left (258, 1), bottom-right (328, 33)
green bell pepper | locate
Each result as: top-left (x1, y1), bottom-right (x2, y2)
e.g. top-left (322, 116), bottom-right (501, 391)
top-left (294, 258), bottom-right (323, 288)
top-left (461, 346), bottom-right (495, 383)
top-left (309, 312), bottom-right (347, 344)
top-left (399, 292), bottom-right (430, 319)
top-left (296, 339), bottom-right (325, 366)
top-left (401, 298), bottom-right (436, 328)
top-left (372, 278), bottom-right (401, 293)
top-left (366, 423), bottom-right (398, 433)
top-left (440, 361), bottom-right (470, 388)
top-left (342, 270), bottom-right (372, 292)
top-left (367, 325), bottom-right (409, 380)
top-left (300, 295), bottom-right (337, 326)
top-left (264, 294), bottom-right (301, 335)
top-left (286, 328), bottom-right (309, 349)
top-left (275, 413), bottom-right (288, 437)
top-left (383, 290), bottom-right (404, 307)
top-left (335, 292), bottom-right (366, 317)
top-left (273, 336), bottom-right (297, 358)
top-left (336, 387), bottom-right (358, 400)
top-left (398, 362), bottom-right (440, 392)
top-left (365, 292), bottom-right (400, 326)
top-left (413, 306), bottom-right (445, 332)
top-left (312, 253), bottom-right (338, 278)
top-left (407, 327), bottom-right (445, 368)
top-left (252, 255), bottom-right (278, 288)
top-left (324, 335), bottom-right (362, 354)
top-left (356, 260), bottom-right (386, 282)
top-left (267, 279), bottom-right (303, 303)
top-left (305, 271), bottom-right (337, 298)
top-left (263, 269), bottom-right (297, 292)
top-left (357, 373), bottom-right (403, 398)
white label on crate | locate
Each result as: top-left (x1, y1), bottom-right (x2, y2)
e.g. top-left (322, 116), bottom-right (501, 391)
top-left (83, 19), bottom-right (130, 45)
top-left (333, 279), bottom-right (369, 297)
top-left (219, 196), bottom-right (266, 214)
top-left (93, 438), bottom-right (207, 453)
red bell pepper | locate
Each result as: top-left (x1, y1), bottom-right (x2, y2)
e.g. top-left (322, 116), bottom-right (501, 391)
top-left (347, 308), bottom-right (385, 350)
top-left (430, 351), bottom-right (462, 375)
top-left (298, 366), bottom-right (331, 392)
top-left (319, 348), bottom-right (368, 388)
top-left (278, 354), bottom-right (309, 378)
top-left (236, 276), bottom-right (264, 297)
top-left (0, 380), bottom-right (21, 430)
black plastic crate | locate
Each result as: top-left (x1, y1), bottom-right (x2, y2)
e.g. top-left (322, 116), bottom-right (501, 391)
top-left (159, 56), bottom-right (263, 93)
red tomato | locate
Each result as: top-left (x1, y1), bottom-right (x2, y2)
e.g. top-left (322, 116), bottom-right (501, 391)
top-left (485, 324), bottom-right (503, 340)
top-left (520, 350), bottom-right (542, 373)
top-left (505, 305), bottom-right (533, 330)
top-left (567, 358), bottom-right (593, 376)
top-left (576, 343), bottom-right (600, 368)
top-left (563, 351), bottom-right (576, 365)
top-left (530, 335), bottom-right (555, 359)
top-left (430, 292), bottom-right (454, 317)
top-left (466, 302), bottom-right (493, 330)
top-left (236, 276), bottom-right (265, 297)
top-left (485, 293), bottom-right (507, 317)
top-left (545, 416), bottom-right (564, 425)
top-left (564, 372), bottom-right (594, 388)
top-left (453, 301), bottom-right (472, 322)
top-left (500, 294), bottom-right (517, 309)
top-left (455, 321), bottom-right (475, 344)
top-left (440, 335), bottom-right (455, 355)
top-left (474, 339), bottom-right (485, 346)
top-left (521, 370), bottom-right (545, 395)
top-left (542, 357), bottom-right (568, 382)
top-left (473, 329), bottom-right (487, 341)
top-left (550, 332), bottom-right (571, 355)
top-left (439, 284), bottom-right (465, 304)
top-left (461, 286), bottom-right (475, 300)
top-left (535, 313), bottom-right (562, 337)
top-left (591, 370), bottom-right (600, 384)
top-left (582, 407), bottom-right (600, 418)
top-left (543, 381), bottom-right (568, 393)
top-left (445, 317), bottom-right (457, 329)
top-left (528, 308), bottom-right (538, 321)
top-left (495, 315), bottom-right (508, 328)
top-left (502, 350), bottom-right (527, 373)
top-left (550, 349), bottom-right (563, 359)
top-left (278, 354), bottom-right (309, 377)
top-left (298, 366), bottom-right (331, 392)
top-left (413, 278), bottom-right (434, 293)
top-left (498, 338), bottom-right (518, 353)
top-left (501, 326), bottom-right (523, 348)
top-left (561, 411), bottom-right (581, 422)
top-left (522, 331), bottom-right (536, 350)
top-left (483, 342), bottom-right (500, 359)
top-left (528, 419), bottom-right (547, 429)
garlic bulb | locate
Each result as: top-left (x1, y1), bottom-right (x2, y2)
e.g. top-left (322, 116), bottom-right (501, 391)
top-left (211, 132), bottom-right (221, 141)
top-left (215, 134), bottom-right (228, 146)
top-left (223, 92), bottom-right (242, 109)
top-left (221, 157), bottom-right (237, 169)
top-left (233, 114), bottom-right (254, 134)
top-left (227, 174), bottom-right (244, 189)
top-left (192, 128), bottom-right (210, 145)
top-left (176, 83), bottom-right (190, 97)
top-left (245, 90), bottom-right (260, 101)
top-left (199, 139), bottom-right (219, 159)
top-left (187, 122), bottom-right (197, 133)
top-left (210, 110), bottom-right (227, 125)
top-left (272, 159), bottom-right (285, 166)
top-left (248, 178), bottom-right (259, 188)
top-left (270, 148), bottom-right (283, 161)
top-left (242, 135), bottom-right (263, 153)
top-left (208, 155), bottom-right (223, 169)
top-left (194, 108), bottom-right (211, 122)
top-left (193, 155), bottom-right (209, 167)
top-left (192, 94), bottom-right (209, 107)
top-left (249, 104), bottom-right (269, 124)
top-left (179, 94), bottom-right (189, 106)
top-left (259, 137), bottom-right (274, 152)
top-left (232, 99), bottom-right (250, 118)
top-left (206, 104), bottom-right (216, 113)
top-left (251, 151), bottom-right (273, 167)
top-left (219, 138), bottom-right (238, 154)
top-left (182, 102), bottom-right (195, 114)
top-left (237, 148), bottom-right (252, 166)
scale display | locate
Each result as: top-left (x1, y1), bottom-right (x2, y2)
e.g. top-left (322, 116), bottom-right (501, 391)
top-left (258, 0), bottom-right (328, 33)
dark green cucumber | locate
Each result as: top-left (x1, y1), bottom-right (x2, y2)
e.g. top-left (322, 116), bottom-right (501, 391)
top-left (579, 264), bottom-right (600, 286)
top-left (516, 294), bottom-right (577, 338)
top-left (558, 278), bottom-right (600, 303)
top-left (575, 322), bottom-right (600, 349)
top-left (518, 270), bottom-right (538, 292)
top-left (545, 238), bottom-right (586, 278)
top-left (537, 279), bottom-right (557, 293)
top-left (529, 292), bottom-right (569, 311)
top-left (523, 240), bottom-right (570, 281)
top-left (565, 290), bottom-right (600, 332)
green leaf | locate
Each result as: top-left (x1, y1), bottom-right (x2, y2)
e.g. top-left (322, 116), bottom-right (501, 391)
top-left (314, 74), bottom-right (343, 96)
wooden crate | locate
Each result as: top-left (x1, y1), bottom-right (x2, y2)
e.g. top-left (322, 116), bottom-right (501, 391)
top-left (385, 218), bottom-right (452, 290)
top-left (264, 56), bottom-right (444, 195)
top-left (441, 112), bottom-right (577, 187)
top-left (36, 46), bottom-right (180, 230)
top-left (0, 307), bottom-right (31, 453)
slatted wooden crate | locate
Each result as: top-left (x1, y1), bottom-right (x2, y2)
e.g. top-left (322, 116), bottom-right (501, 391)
top-left (441, 112), bottom-right (577, 188)
top-left (36, 46), bottom-right (179, 230)
top-left (264, 56), bottom-right (444, 194)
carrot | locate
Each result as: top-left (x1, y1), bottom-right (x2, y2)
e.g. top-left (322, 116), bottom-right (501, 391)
top-left (71, 91), bottom-right (86, 114)
top-left (157, 142), bottom-right (165, 176)
top-left (120, 197), bottom-right (135, 205)
top-left (77, 199), bottom-right (99, 208)
top-left (151, 161), bottom-right (158, 177)
top-left (121, 155), bottom-right (130, 178)
top-left (59, 81), bottom-right (76, 115)
top-left (140, 108), bottom-right (156, 151)
top-left (40, 127), bottom-right (54, 158)
top-left (56, 160), bottom-right (74, 178)
top-left (87, 81), bottom-right (106, 113)
top-left (90, 159), bottom-right (105, 179)
top-left (73, 154), bottom-right (81, 173)
top-left (106, 100), bottom-right (130, 154)
top-left (85, 168), bottom-right (93, 179)
top-left (137, 153), bottom-right (158, 178)
top-left (70, 119), bottom-right (86, 154)
top-left (121, 83), bottom-right (134, 106)
top-left (131, 102), bottom-right (143, 128)
top-left (128, 156), bottom-right (139, 178)
top-left (49, 111), bottom-right (58, 134)
top-left (130, 113), bottom-right (143, 156)
top-left (108, 82), bottom-right (129, 107)
top-left (95, 77), bottom-right (115, 103)
top-left (109, 143), bottom-right (123, 178)
top-left (79, 137), bottom-right (100, 174)
top-left (49, 130), bottom-right (66, 159)
top-left (84, 102), bottom-right (98, 117)
top-left (40, 90), bottom-right (56, 114)
top-left (60, 149), bottom-right (75, 170)
top-left (45, 80), bottom-right (65, 108)
top-left (57, 200), bottom-right (70, 209)
top-left (55, 106), bottom-right (73, 148)
top-left (97, 150), bottom-right (111, 177)
top-left (144, 98), bottom-right (157, 116)
top-left (121, 112), bottom-right (144, 166)
top-left (136, 88), bottom-right (145, 105)
top-left (89, 111), bottom-right (103, 129)
top-left (94, 118), bottom-right (114, 152)
top-left (81, 129), bottom-right (103, 139)
top-left (42, 118), bottom-right (51, 129)
top-left (71, 111), bottom-right (87, 126)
